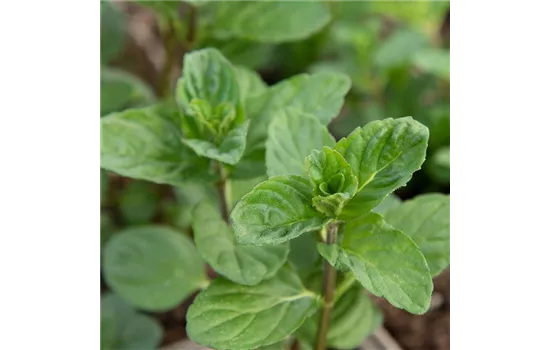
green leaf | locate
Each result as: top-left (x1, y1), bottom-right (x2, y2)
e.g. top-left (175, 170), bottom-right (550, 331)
top-left (101, 213), bottom-right (115, 249)
top-left (231, 175), bottom-right (330, 245)
top-left (427, 146), bottom-right (450, 183)
top-left (165, 181), bottom-right (217, 230)
top-left (334, 117), bottom-right (429, 218)
top-left (382, 193), bottom-right (450, 277)
top-left (101, 67), bottom-right (156, 116)
top-left (100, 107), bottom-right (211, 186)
top-left (101, 293), bottom-right (163, 350)
top-left (246, 72), bottom-right (351, 154)
top-left (184, 0), bottom-right (212, 7)
top-left (288, 233), bottom-right (320, 277)
top-left (234, 65), bottom-right (267, 101)
top-left (374, 29), bottom-right (429, 68)
top-left (230, 148), bottom-right (266, 180)
top-left (372, 193), bottom-right (402, 216)
top-left (186, 266), bottom-right (319, 349)
top-left (177, 48), bottom-right (243, 138)
top-left (182, 120), bottom-right (250, 165)
top-left (317, 213), bottom-right (433, 314)
top-left (193, 201), bottom-right (290, 285)
top-left (413, 48), bottom-right (450, 80)
top-left (211, 1), bottom-right (331, 43)
top-left (203, 38), bottom-right (275, 70)
top-left (101, 1), bottom-right (126, 64)
top-left (102, 226), bottom-right (207, 311)
top-left (306, 146), bottom-right (358, 217)
top-left (138, 1), bottom-right (181, 18)
top-left (266, 109), bottom-right (335, 178)
top-left (229, 175), bottom-right (267, 208)
top-left (119, 181), bottom-right (159, 225)
top-left (296, 286), bottom-right (383, 350)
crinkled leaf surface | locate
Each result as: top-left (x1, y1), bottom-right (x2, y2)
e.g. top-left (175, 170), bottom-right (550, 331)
top-left (296, 286), bottom-right (383, 350)
top-left (101, 293), bottom-right (162, 350)
top-left (177, 48), bottom-right (243, 137)
top-left (246, 72), bottom-right (351, 154)
top-left (317, 213), bottom-right (433, 314)
top-left (306, 146), bottom-right (358, 217)
top-left (182, 120), bottom-right (250, 165)
top-left (266, 109), bottom-right (335, 177)
top-left (103, 226), bottom-right (207, 311)
top-left (186, 266), bottom-right (319, 349)
top-left (334, 117), bottom-right (429, 218)
top-left (234, 72), bottom-right (350, 179)
top-left (193, 201), bottom-right (289, 285)
top-left (231, 175), bottom-right (330, 245)
top-left (100, 106), bottom-right (211, 186)
top-left (382, 193), bottom-right (450, 277)
top-left (211, 1), bottom-right (331, 43)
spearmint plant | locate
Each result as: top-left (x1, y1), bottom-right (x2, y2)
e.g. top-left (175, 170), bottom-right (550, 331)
top-left (101, 46), bottom-right (449, 350)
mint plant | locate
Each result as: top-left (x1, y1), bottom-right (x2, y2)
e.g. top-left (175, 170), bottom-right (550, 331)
top-left (101, 44), bottom-right (449, 350)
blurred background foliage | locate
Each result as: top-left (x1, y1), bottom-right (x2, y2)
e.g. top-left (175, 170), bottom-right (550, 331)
top-left (101, 0), bottom-right (449, 245)
top-left (100, 2), bottom-right (449, 346)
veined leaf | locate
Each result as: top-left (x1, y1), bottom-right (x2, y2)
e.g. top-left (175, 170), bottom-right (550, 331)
top-left (177, 48), bottom-right (243, 138)
top-left (186, 266), bottom-right (319, 349)
top-left (296, 286), bottom-right (383, 350)
top-left (182, 120), bottom-right (250, 165)
top-left (100, 106), bottom-right (212, 186)
top-left (306, 147), bottom-right (358, 217)
top-left (266, 109), bottom-right (335, 177)
top-left (193, 201), bottom-right (290, 285)
top-left (231, 175), bottom-right (330, 245)
top-left (383, 193), bottom-right (450, 277)
top-left (233, 72), bottom-right (350, 179)
top-left (317, 213), bottom-right (433, 314)
top-left (334, 117), bottom-right (429, 218)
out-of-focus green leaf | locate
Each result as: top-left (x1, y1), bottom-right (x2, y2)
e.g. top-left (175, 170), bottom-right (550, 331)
top-left (101, 1), bottom-right (126, 64)
top-left (100, 67), bottom-right (155, 116)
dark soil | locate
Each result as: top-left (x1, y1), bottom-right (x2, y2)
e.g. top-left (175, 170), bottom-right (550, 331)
top-left (374, 269), bottom-right (450, 350)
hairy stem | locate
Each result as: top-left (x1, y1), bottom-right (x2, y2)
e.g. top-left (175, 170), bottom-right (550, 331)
top-left (215, 162), bottom-right (231, 223)
top-left (315, 222), bottom-right (339, 350)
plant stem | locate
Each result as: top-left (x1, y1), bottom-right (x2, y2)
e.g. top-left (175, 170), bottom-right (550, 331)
top-left (315, 222), bottom-right (339, 350)
top-left (215, 162), bottom-right (231, 223)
